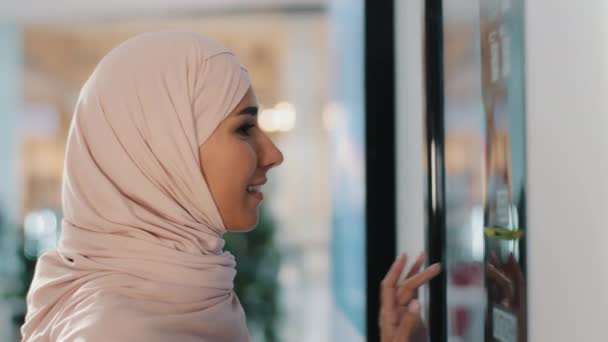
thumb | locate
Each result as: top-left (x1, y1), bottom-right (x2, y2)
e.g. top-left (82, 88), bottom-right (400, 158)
top-left (396, 300), bottom-right (421, 342)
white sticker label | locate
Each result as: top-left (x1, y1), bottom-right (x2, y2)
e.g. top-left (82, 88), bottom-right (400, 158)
top-left (489, 31), bottom-right (501, 83)
top-left (496, 189), bottom-right (511, 226)
top-left (500, 25), bottom-right (511, 79)
top-left (493, 306), bottom-right (517, 342)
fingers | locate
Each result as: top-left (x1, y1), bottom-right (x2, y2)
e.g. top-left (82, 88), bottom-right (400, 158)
top-left (488, 251), bottom-right (500, 266)
top-left (382, 254), bottom-right (408, 289)
top-left (401, 253), bottom-right (426, 301)
top-left (505, 254), bottom-right (526, 307)
top-left (404, 253), bottom-right (426, 280)
top-left (486, 263), bottom-right (514, 306)
top-left (381, 254), bottom-right (408, 308)
top-left (506, 254), bottom-right (525, 287)
top-left (397, 263), bottom-right (441, 305)
top-left (396, 299), bottom-right (421, 342)
top-left (379, 305), bottom-right (400, 328)
top-left (380, 254), bottom-right (408, 327)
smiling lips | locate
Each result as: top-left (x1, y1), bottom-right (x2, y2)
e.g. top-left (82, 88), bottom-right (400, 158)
top-left (247, 184), bottom-right (262, 192)
top-left (247, 181), bottom-right (265, 201)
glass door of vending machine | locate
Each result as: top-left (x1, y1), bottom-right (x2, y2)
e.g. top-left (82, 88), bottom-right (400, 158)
top-left (426, 0), bottom-right (527, 341)
top-left (480, 1), bottom-right (527, 341)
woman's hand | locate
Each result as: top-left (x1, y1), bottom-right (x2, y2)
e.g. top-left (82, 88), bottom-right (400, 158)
top-left (380, 253), bottom-right (441, 342)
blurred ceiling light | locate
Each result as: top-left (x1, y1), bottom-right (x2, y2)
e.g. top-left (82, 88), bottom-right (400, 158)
top-left (24, 209), bottom-right (58, 259)
top-left (259, 102), bottom-right (296, 133)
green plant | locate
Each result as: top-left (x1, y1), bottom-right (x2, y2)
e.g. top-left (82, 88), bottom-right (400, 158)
top-left (224, 205), bottom-right (281, 342)
top-left (0, 209), bottom-right (29, 341)
top-left (13, 224), bottom-right (36, 332)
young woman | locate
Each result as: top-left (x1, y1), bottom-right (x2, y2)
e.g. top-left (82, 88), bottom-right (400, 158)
top-left (21, 31), bottom-right (440, 342)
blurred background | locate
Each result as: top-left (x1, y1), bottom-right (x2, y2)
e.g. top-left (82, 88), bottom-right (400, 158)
top-left (0, 1), bottom-right (367, 341)
top-left (2, 0), bottom-right (608, 341)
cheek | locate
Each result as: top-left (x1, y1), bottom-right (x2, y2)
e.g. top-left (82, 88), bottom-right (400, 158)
top-left (218, 141), bottom-right (257, 193)
top-left (201, 135), bottom-right (259, 227)
top-left (220, 142), bottom-right (258, 228)
top-left (201, 139), bottom-right (255, 190)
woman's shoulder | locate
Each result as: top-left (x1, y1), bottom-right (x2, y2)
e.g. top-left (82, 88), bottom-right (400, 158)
top-left (51, 290), bottom-right (145, 341)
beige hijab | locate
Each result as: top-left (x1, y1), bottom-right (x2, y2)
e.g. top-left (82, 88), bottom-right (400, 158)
top-left (21, 31), bottom-right (251, 342)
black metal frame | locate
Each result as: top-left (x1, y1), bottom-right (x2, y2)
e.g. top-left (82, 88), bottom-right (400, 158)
top-left (425, 0), bottom-right (448, 341)
top-left (364, 1), bottom-right (449, 340)
top-left (364, 0), bottom-right (397, 341)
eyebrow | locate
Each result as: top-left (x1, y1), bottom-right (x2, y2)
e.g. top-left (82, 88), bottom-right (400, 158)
top-left (238, 106), bottom-right (258, 116)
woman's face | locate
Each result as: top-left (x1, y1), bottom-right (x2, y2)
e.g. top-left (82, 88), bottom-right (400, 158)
top-left (199, 87), bottom-right (284, 232)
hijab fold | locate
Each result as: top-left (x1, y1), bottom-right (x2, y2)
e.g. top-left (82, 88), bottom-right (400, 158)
top-left (21, 31), bottom-right (252, 342)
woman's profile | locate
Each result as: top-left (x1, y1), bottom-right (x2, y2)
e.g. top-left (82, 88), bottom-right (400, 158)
top-left (21, 31), bottom-right (439, 342)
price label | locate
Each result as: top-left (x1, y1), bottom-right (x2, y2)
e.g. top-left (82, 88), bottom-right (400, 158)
top-left (493, 306), bottom-right (517, 342)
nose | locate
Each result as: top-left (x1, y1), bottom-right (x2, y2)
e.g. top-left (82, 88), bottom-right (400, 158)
top-left (258, 133), bottom-right (284, 170)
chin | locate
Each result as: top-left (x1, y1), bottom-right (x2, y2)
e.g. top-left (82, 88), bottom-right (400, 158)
top-left (226, 219), bottom-right (258, 233)
top-left (228, 226), bottom-right (255, 233)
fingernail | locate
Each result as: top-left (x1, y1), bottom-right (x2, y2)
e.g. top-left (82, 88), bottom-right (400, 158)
top-left (407, 300), bottom-right (420, 313)
top-left (430, 263), bottom-right (442, 271)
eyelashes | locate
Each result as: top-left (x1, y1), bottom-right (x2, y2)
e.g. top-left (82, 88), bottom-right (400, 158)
top-left (237, 123), bottom-right (256, 137)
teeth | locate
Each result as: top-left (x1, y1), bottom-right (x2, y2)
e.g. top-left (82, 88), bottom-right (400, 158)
top-left (247, 185), bottom-right (262, 192)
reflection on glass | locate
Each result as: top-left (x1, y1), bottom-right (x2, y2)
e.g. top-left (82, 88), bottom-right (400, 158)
top-left (442, 0), bottom-right (527, 341)
top-left (480, 0), bottom-right (527, 341)
top-left (442, 1), bottom-right (487, 340)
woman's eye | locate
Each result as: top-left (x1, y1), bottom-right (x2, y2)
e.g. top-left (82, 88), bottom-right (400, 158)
top-left (237, 124), bottom-right (255, 137)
